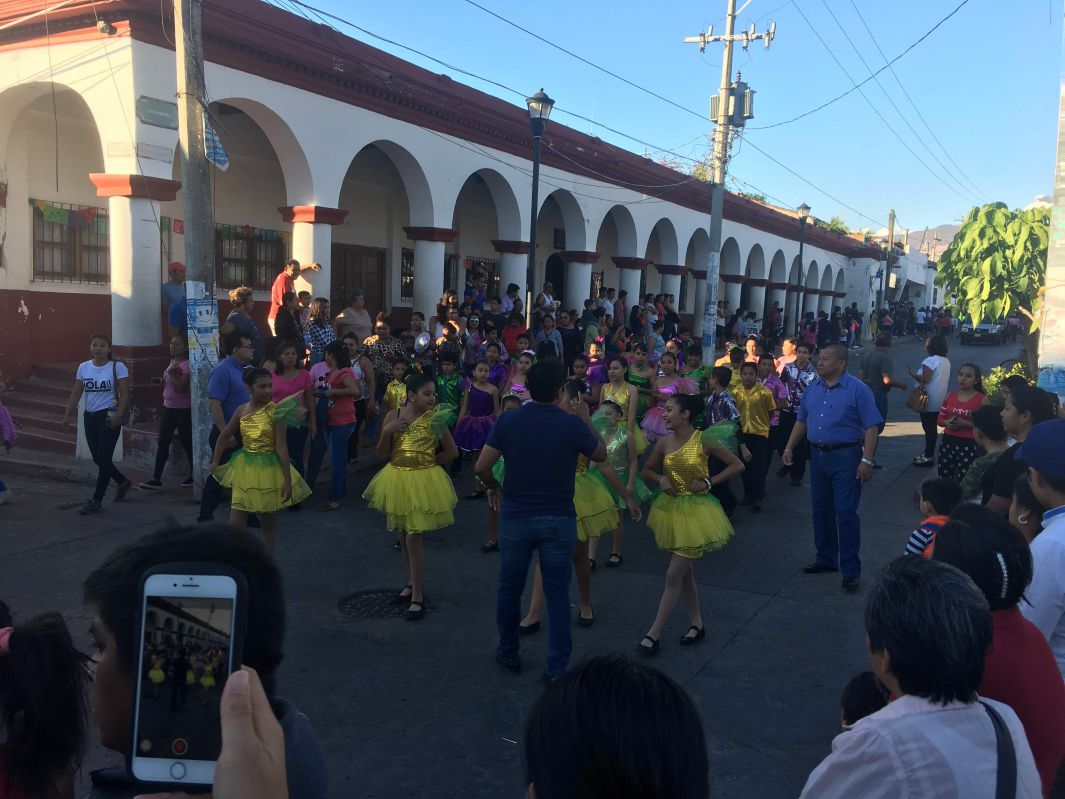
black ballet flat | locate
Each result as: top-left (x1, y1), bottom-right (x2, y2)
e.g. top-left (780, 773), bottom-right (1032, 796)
top-left (394, 584), bottom-right (413, 604)
top-left (518, 621), bottom-right (541, 635)
top-left (405, 600), bottom-right (425, 621)
top-left (679, 625), bottom-right (706, 646)
top-left (637, 635), bottom-right (660, 656)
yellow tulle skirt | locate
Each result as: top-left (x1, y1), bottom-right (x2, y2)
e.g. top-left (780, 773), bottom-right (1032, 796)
top-left (575, 471), bottom-right (620, 542)
top-left (647, 493), bottom-right (733, 558)
top-left (212, 450), bottom-right (311, 513)
top-left (363, 463), bottom-right (457, 533)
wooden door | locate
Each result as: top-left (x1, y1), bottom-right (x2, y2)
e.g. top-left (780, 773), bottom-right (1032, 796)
top-left (331, 244), bottom-right (386, 319)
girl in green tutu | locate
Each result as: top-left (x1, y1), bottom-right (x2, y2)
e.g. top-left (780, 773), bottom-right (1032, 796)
top-left (637, 394), bottom-right (744, 656)
top-left (210, 367), bottom-right (312, 555)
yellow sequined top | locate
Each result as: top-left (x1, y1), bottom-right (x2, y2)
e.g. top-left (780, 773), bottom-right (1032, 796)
top-left (576, 453), bottom-right (589, 475)
top-left (391, 411), bottom-right (437, 470)
top-left (600, 382), bottom-right (632, 418)
top-left (384, 380), bottom-right (407, 412)
top-left (239, 403), bottom-right (277, 454)
top-left (662, 431), bottom-right (708, 496)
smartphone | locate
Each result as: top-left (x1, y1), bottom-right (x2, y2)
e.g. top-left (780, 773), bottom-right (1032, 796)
top-left (128, 564), bottom-right (247, 787)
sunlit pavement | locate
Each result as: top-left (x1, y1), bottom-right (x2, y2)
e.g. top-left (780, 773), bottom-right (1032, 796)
top-left (0, 334), bottom-right (1022, 798)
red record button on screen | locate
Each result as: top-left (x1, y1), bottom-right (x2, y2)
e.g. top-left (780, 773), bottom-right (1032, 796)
top-left (171, 738), bottom-right (188, 756)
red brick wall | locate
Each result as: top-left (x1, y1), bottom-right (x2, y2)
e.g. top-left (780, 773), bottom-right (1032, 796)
top-left (2, 289), bottom-right (111, 380)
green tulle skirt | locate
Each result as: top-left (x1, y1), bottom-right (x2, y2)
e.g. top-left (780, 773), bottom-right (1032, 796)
top-left (575, 470), bottom-right (621, 542)
top-left (212, 450), bottom-right (311, 513)
top-left (363, 463), bottom-right (458, 533)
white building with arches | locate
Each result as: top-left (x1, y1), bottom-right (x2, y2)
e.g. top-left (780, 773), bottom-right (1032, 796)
top-left (0, 0), bottom-right (892, 455)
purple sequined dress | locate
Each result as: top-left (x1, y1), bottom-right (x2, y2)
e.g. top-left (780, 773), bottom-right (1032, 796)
top-left (453, 385), bottom-right (496, 451)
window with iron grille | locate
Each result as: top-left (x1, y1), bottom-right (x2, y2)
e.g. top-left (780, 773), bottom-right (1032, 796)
top-left (464, 256), bottom-right (501, 300)
top-left (401, 247), bottom-right (415, 300)
top-left (31, 199), bottom-right (109, 284)
top-left (214, 225), bottom-right (289, 291)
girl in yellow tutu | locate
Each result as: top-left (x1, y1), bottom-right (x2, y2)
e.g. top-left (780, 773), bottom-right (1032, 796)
top-left (588, 397), bottom-right (651, 568)
top-left (363, 372), bottom-right (458, 620)
top-left (520, 380), bottom-right (641, 630)
top-left (209, 367), bottom-right (311, 555)
top-left (637, 394), bottom-right (744, 656)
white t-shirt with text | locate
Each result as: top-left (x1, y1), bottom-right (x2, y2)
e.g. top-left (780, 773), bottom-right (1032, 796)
top-left (76, 360), bottom-right (129, 413)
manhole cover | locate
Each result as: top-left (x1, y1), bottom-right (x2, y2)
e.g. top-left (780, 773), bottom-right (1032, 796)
top-left (337, 590), bottom-right (407, 620)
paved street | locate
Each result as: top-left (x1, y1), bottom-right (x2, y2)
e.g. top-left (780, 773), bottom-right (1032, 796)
top-left (0, 335), bottom-right (1022, 798)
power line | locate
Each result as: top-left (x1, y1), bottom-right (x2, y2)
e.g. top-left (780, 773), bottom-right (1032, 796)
top-left (748, 0), bottom-right (972, 130)
top-left (785, 0), bottom-right (977, 205)
top-left (817, 0), bottom-right (979, 203)
top-left (460, 0), bottom-right (707, 122)
top-left (845, 0), bottom-right (985, 198)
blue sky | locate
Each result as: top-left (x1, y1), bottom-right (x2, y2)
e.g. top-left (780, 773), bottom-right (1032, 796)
top-left (281, 0), bottom-right (1061, 232)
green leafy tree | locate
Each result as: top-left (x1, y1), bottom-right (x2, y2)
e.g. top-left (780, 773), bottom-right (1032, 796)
top-left (935, 202), bottom-right (1049, 328)
top-left (820, 216), bottom-right (850, 235)
top-left (737, 190), bottom-right (767, 203)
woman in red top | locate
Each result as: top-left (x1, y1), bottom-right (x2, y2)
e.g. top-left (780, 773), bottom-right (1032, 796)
top-left (0, 600), bottom-right (89, 799)
top-left (501, 311), bottom-right (528, 357)
top-left (934, 506), bottom-right (1065, 798)
top-left (319, 340), bottom-right (360, 511)
top-left (936, 363), bottom-right (985, 482)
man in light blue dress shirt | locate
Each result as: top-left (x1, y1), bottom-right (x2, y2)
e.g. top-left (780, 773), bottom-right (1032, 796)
top-left (783, 344), bottom-right (882, 590)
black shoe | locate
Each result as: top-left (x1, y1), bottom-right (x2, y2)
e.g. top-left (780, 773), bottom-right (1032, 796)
top-left (577, 610), bottom-right (594, 628)
top-left (606, 553), bottom-right (623, 567)
top-left (405, 600), bottom-right (426, 621)
top-left (776, 466), bottom-right (789, 478)
top-left (114, 480), bottom-right (133, 502)
top-left (842, 576), bottom-right (861, 592)
top-left (180, 476), bottom-right (194, 488)
top-left (196, 514), bottom-right (213, 523)
top-left (394, 585), bottom-right (413, 605)
top-left (78, 499), bottom-right (103, 515)
top-left (679, 625), bottom-right (706, 646)
top-left (802, 562), bottom-right (839, 574)
top-left (637, 635), bottom-right (660, 656)
top-left (481, 540), bottom-right (499, 553)
top-left (518, 621), bottom-right (541, 636)
top-left (139, 479), bottom-right (162, 491)
top-left (496, 651), bottom-right (522, 673)
top-left (589, 558), bottom-right (596, 572)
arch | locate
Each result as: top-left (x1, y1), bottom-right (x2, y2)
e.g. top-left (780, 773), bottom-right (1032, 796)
top-left (596, 205), bottom-right (638, 256)
top-left (447, 167), bottom-right (522, 241)
top-left (645, 218), bottom-right (679, 264)
top-left (805, 261), bottom-right (820, 289)
top-left (0, 82), bottom-right (114, 171)
top-left (819, 266), bottom-right (834, 293)
top-left (834, 269), bottom-right (846, 295)
top-left (769, 250), bottom-right (787, 283)
top-left (345, 139), bottom-right (435, 224)
top-left (789, 255), bottom-right (802, 286)
top-left (745, 244), bottom-right (766, 279)
top-left (685, 228), bottom-right (711, 268)
top-left (210, 98), bottom-right (313, 202)
top-left (720, 238), bottom-right (742, 276)
top-left (539, 188), bottom-right (587, 251)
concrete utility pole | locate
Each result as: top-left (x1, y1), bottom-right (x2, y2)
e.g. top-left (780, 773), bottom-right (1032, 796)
top-left (175, 0), bottom-right (216, 491)
top-left (876, 208), bottom-right (895, 316)
top-left (685, 0), bottom-right (775, 364)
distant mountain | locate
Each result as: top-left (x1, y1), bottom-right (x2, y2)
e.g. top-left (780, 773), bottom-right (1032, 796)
top-left (911, 225), bottom-right (960, 261)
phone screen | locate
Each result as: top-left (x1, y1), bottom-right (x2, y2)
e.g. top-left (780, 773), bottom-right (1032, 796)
top-left (132, 576), bottom-right (238, 784)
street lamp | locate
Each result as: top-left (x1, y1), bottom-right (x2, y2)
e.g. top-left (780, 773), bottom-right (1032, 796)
top-left (793, 202), bottom-right (810, 335)
top-left (525, 88), bottom-right (554, 327)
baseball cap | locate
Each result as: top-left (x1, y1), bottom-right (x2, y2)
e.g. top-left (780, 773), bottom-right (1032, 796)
top-left (169, 261), bottom-right (186, 272)
top-left (1016, 419), bottom-right (1065, 476)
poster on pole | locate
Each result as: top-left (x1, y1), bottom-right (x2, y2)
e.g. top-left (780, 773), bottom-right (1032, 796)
top-left (702, 252), bottom-right (720, 356)
top-left (184, 280), bottom-right (219, 368)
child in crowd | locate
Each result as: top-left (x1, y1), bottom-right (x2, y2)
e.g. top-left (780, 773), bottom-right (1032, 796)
top-left (455, 359), bottom-right (501, 499)
top-left (484, 340), bottom-right (507, 388)
top-left (840, 671), bottom-right (889, 731)
top-left (904, 478), bottom-right (963, 557)
top-left (960, 404), bottom-right (1008, 502)
top-left (210, 367), bottom-right (311, 554)
top-left (0, 599), bottom-right (90, 799)
top-left (140, 335), bottom-right (194, 491)
top-left (363, 373), bottom-right (459, 621)
top-left (506, 350), bottom-right (534, 401)
top-left (384, 358), bottom-right (410, 413)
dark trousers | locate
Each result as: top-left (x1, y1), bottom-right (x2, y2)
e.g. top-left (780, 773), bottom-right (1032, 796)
top-left (919, 411), bottom-right (939, 458)
top-left (199, 426), bottom-right (239, 519)
top-left (84, 410), bottom-right (126, 502)
top-left (740, 433), bottom-right (769, 502)
top-left (709, 454), bottom-right (737, 517)
top-left (810, 446), bottom-right (863, 577)
top-left (153, 407), bottom-right (193, 480)
top-left (775, 412), bottom-right (809, 482)
top-left (286, 425), bottom-right (309, 477)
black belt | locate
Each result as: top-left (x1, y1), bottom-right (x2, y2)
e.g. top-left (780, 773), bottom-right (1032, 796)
top-left (810, 441), bottom-right (862, 452)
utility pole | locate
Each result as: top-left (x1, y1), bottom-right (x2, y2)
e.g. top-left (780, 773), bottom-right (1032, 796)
top-left (876, 208), bottom-right (895, 320)
top-left (175, 0), bottom-right (216, 491)
top-left (685, 1), bottom-right (775, 364)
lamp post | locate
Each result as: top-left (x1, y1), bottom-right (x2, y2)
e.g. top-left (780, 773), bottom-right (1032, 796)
top-left (793, 202), bottom-right (810, 335)
top-left (525, 88), bottom-right (554, 328)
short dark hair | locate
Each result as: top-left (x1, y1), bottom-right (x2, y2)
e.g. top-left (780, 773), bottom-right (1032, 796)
top-left (934, 504), bottom-right (1033, 611)
top-left (1000, 375), bottom-right (1030, 396)
top-left (822, 343), bottom-right (849, 363)
top-left (405, 372), bottom-right (434, 396)
top-left (1013, 474), bottom-right (1046, 518)
top-left (1010, 385), bottom-right (1057, 426)
top-left (324, 340), bottom-right (351, 368)
top-left (865, 556), bottom-right (991, 705)
top-left (528, 358), bottom-right (565, 403)
top-left (670, 393), bottom-right (703, 421)
top-left (796, 342), bottom-right (813, 355)
top-left (525, 654), bottom-right (709, 799)
top-left (506, 283), bottom-right (520, 294)
top-left (84, 525), bottom-right (286, 698)
top-left (243, 366), bottom-right (272, 388)
top-left (438, 351), bottom-right (459, 366)
top-left (728, 348), bottom-right (744, 364)
top-left (920, 478), bottom-right (962, 516)
top-left (972, 404), bottom-right (1006, 442)
top-left (874, 332), bottom-right (892, 347)
top-left (926, 335), bottom-right (949, 357)
top-left (740, 362), bottom-right (758, 375)
top-left (840, 671), bottom-right (888, 727)
top-left (224, 330), bottom-right (250, 355)
top-left (710, 366), bottom-right (732, 387)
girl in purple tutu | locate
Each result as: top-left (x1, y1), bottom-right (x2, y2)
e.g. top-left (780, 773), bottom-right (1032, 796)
top-left (640, 351), bottom-right (697, 443)
top-left (454, 359), bottom-right (501, 499)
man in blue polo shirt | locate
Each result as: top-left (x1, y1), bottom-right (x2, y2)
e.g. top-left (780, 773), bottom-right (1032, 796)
top-left (782, 344), bottom-right (882, 591)
top-left (197, 330), bottom-right (253, 522)
top-left (476, 359), bottom-right (605, 682)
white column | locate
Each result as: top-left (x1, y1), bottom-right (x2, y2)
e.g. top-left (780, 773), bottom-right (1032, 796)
top-left (565, 261), bottom-right (593, 309)
top-left (803, 291), bottom-right (819, 315)
top-left (748, 285), bottom-right (767, 322)
top-left (413, 239), bottom-right (446, 320)
top-left (691, 274), bottom-right (708, 337)
top-left (499, 251), bottom-right (526, 296)
top-left (618, 268), bottom-right (642, 311)
top-left (109, 196), bottom-right (162, 347)
top-left (659, 273), bottom-right (681, 300)
top-left (723, 280), bottom-right (742, 310)
top-left (291, 221), bottom-right (334, 299)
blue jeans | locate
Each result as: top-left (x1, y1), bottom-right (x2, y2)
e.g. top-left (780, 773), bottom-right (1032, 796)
top-left (497, 514), bottom-right (577, 677)
top-left (809, 446), bottom-right (863, 577)
top-left (325, 423), bottom-right (354, 502)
